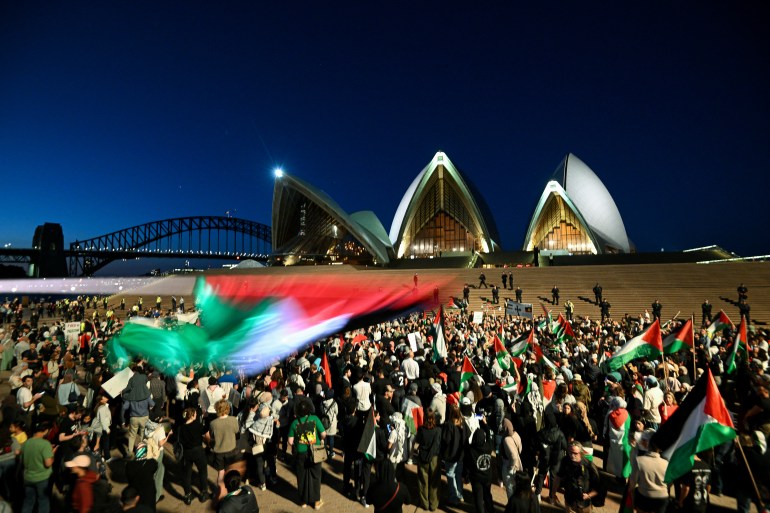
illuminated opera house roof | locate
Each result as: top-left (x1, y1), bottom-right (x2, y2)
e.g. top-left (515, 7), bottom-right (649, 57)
top-left (271, 173), bottom-right (394, 265)
top-left (523, 153), bottom-right (632, 254)
top-left (389, 152), bottom-right (499, 259)
top-left (271, 152), bottom-right (499, 265)
top-left (271, 151), bottom-right (630, 265)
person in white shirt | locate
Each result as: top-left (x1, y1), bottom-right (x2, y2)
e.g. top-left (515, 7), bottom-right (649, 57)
top-left (13, 338), bottom-right (30, 364)
top-left (401, 351), bottom-right (420, 381)
top-left (175, 369), bottom-right (192, 401)
top-left (17, 375), bottom-right (42, 425)
top-left (642, 376), bottom-right (664, 428)
top-left (352, 370), bottom-right (372, 413)
top-left (203, 377), bottom-right (227, 423)
top-left (89, 394), bottom-right (113, 461)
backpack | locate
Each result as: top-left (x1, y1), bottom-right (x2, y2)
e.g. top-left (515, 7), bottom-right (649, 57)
top-left (87, 448), bottom-right (107, 477)
top-left (441, 423), bottom-right (462, 462)
top-left (319, 401), bottom-right (333, 430)
top-left (45, 415), bottom-right (64, 444)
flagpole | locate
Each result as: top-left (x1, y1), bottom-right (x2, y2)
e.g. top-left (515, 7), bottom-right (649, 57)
top-left (691, 314), bottom-right (697, 381)
top-left (736, 438), bottom-right (766, 510)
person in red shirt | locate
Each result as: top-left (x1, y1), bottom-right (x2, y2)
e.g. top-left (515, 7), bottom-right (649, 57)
top-left (65, 454), bottom-right (100, 513)
top-left (659, 391), bottom-right (679, 424)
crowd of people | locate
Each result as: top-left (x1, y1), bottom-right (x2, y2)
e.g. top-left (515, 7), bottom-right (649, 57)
top-left (1, 280), bottom-right (769, 513)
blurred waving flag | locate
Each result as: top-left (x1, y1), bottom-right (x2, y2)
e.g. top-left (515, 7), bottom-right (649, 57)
top-left (108, 272), bottom-right (448, 375)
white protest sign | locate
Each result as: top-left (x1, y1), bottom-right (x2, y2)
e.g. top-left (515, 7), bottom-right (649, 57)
top-left (102, 367), bottom-right (134, 398)
top-left (407, 333), bottom-right (418, 352)
top-left (65, 322), bottom-right (80, 343)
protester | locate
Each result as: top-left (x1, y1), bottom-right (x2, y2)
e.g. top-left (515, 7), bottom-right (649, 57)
top-left (217, 469), bottom-right (259, 513)
top-left (557, 441), bottom-right (602, 513)
top-left (628, 440), bottom-right (669, 513)
top-left (64, 454), bottom-right (100, 513)
top-left (125, 443), bottom-right (158, 512)
top-left (413, 409), bottom-right (441, 511)
top-left (288, 397), bottom-right (326, 509)
top-left (0, 281), bottom-right (767, 513)
top-left (20, 421), bottom-right (55, 513)
top-left (208, 399), bottom-right (240, 496)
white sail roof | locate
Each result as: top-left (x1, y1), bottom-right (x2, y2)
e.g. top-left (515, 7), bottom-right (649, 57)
top-left (559, 153), bottom-right (631, 253)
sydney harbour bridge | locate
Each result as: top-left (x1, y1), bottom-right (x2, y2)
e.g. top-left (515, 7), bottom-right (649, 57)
top-left (0, 216), bottom-right (272, 277)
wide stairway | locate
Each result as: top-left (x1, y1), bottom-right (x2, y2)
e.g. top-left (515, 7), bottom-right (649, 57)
top-left (97, 262), bottom-right (770, 327)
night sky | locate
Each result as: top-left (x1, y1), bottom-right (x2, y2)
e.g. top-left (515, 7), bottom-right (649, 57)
top-left (2, 2), bottom-right (769, 270)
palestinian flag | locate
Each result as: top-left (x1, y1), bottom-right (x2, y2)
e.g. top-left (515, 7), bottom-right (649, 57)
top-left (554, 314), bottom-right (575, 343)
top-left (448, 297), bottom-right (460, 309)
top-left (537, 303), bottom-right (554, 332)
top-left (618, 486), bottom-right (634, 513)
top-left (663, 318), bottom-right (694, 355)
top-left (460, 356), bottom-right (478, 390)
top-left (502, 381), bottom-right (518, 395)
top-left (540, 376), bottom-right (556, 409)
top-left (432, 305), bottom-right (448, 362)
top-left (357, 409), bottom-right (377, 461)
top-left (493, 334), bottom-right (511, 370)
top-left (607, 407), bottom-right (632, 478)
top-left (706, 310), bottom-right (733, 340)
top-left (725, 316), bottom-right (749, 375)
top-left (321, 351), bottom-right (333, 389)
top-left (517, 373), bottom-right (531, 396)
top-left (403, 397), bottom-right (424, 435)
top-left (533, 343), bottom-right (557, 372)
top-left (580, 444), bottom-right (594, 462)
top-left (509, 329), bottom-right (533, 357)
top-left (652, 368), bottom-right (736, 482)
top-left (604, 319), bottom-right (663, 371)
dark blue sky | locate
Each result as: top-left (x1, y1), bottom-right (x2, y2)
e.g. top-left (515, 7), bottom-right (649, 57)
top-left (2, 2), bottom-right (769, 261)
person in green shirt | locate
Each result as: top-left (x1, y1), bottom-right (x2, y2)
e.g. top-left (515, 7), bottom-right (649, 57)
top-left (20, 421), bottom-right (55, 513)
top-left (288, 399), bottom-right (326, 509)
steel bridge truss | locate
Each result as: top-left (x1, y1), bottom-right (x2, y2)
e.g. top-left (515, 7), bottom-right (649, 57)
top-left (68, 216), bottom-right (271, 276)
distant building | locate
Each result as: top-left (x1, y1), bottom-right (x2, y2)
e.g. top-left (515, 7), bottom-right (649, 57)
top-left (523, 153), bottom-right (633, 254)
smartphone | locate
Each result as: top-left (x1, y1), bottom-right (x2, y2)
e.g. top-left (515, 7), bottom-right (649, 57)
top-left (474, 414), bottom-right (484, 420)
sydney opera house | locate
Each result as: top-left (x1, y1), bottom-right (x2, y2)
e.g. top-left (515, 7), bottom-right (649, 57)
top-left (271, 151), bottom-right (631, 266)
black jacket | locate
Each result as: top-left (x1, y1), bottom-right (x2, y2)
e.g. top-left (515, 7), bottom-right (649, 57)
top-left (218, 486), bottom-right (259, 513)
top-left (465, 425), bottom-right (494, 483)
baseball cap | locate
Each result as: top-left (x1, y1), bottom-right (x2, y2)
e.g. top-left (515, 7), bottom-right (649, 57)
top-left (65, 454), bottom-right (91, 468)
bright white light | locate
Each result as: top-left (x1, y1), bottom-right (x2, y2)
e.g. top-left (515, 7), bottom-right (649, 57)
top-left (274, 168), bottom-right (284, 178)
